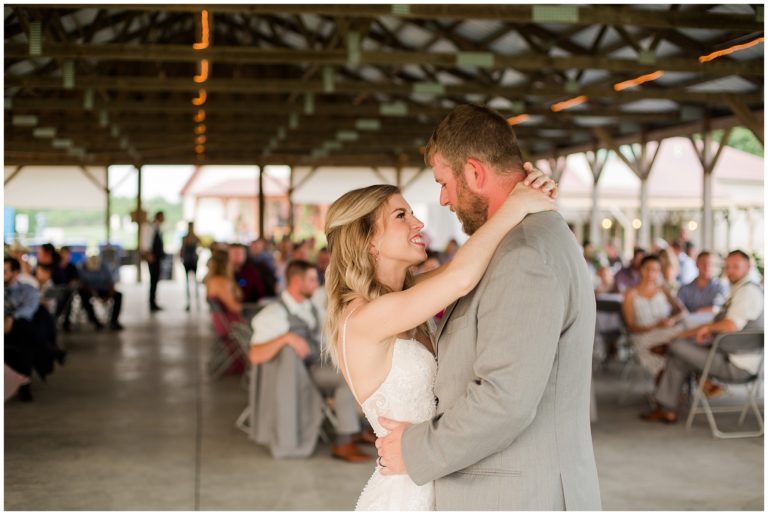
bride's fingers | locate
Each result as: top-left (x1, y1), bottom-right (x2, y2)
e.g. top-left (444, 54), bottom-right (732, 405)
top-left (524, 171), bottom-right (542, 184)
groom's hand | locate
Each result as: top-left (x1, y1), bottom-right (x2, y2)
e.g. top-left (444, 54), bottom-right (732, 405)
top-left (375, 417), bottom-right (411, 476)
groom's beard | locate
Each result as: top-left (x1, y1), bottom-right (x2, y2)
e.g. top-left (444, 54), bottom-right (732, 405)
top-left (454, 176), bottom-right (489, 236)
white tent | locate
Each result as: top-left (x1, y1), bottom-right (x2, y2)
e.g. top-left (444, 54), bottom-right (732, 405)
top-left (4, 165), bottom-right (108, 210)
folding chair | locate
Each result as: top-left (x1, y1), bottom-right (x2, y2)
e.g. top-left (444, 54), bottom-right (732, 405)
top-left (596, 298), bottom-right (648, 404)
top-left (686, 330), bottom-right (764, 439)
top-left (207, 299), bottom-right (250, 378)
top-left (235, 357), bottom-right (340, 445)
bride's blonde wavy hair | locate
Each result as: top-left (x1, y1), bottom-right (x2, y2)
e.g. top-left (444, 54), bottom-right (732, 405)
top-left (323, 184), bottom-right (430, 369)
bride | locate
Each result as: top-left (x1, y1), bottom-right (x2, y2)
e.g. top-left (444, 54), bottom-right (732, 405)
top-left (322, 167), bottom-right (558, 510)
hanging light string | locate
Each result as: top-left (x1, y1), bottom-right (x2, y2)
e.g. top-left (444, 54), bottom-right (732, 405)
top-left (192, 10), bottom-right (210, 159)
top-left (508, 36), bottom-right (763, 123)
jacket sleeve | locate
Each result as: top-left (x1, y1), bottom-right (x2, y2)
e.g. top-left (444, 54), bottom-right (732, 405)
top-left (401, 244), bottom-right (565, 485)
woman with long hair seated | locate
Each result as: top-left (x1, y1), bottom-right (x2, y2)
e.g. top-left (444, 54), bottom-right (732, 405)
top-left (204, 248), bottom-right (243, 321)
top-left (621, 254), bottom-right (687, 382)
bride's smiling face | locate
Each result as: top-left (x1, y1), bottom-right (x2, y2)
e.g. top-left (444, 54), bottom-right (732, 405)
top-left (371, 194), bottom-right (427, 267)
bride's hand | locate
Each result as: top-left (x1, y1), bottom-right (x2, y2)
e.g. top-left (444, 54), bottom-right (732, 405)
top-left (502, 179), bottom-right (558, 218)
top-left (521, 162), bottom-right (558, 199)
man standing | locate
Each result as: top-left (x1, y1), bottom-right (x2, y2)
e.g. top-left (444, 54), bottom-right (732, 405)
top-left (249, 260), bottom-right (372, 462)
top-left (376, 104), bottom-right (600, 510)
top-left (142, 211), bottom-right (165, 312)
top-left (642, 250), bottom-right (763, 423)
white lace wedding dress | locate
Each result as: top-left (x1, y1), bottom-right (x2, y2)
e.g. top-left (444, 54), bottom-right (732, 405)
top-left (341, 315), bottom-right (437, 511)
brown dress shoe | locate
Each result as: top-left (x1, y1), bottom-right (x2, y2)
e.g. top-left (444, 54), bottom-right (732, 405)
top-left (703, 380), bottom-right (724, 398)
top-left (331, 442), bottom-right (374, 463)
top-left (640, 407), bottom-right (678, 424)
top-left (353, 429), bottom-right (377, 446)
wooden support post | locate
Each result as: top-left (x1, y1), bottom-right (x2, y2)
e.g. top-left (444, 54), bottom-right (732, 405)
top-left (136, 165), bottom-right (143, 283)
top-left (105, 166), bottom-right (111, 243)
top-left (258, 165), bottom-right (266, 239)
top-left (586, 148), bottom-right (609, 246)
top-left (724, 94), bottom-right (763, 145)
top-left (688, 117), bottom-right (732, 250)
top-left (288, 166), bottom-right (295, 237)
top-left (593, 127), bottom-right (662, 249)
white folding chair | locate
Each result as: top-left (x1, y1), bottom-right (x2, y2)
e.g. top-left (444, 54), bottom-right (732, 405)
top-left (685, 330), bottom-right (764, 439)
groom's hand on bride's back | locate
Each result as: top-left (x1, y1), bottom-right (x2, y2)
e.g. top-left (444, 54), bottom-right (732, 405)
top-left (376, 417), bottom-right (411, 476)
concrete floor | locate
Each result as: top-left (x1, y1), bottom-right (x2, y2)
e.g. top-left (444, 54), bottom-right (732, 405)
top-left (5, 280), bottom-right (764, 510)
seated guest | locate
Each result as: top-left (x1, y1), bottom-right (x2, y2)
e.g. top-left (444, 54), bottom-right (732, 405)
top-left (79, 255), bottom-right (124, 331)
top-left (4, 257), bottom-right (41, 401)
top-left (250, 238), bottom-right (278, 278)
top-left (8, 242), bottom-right (38, 287)
top-left (34, 264), bottom-right (57, 313)
top-left (249, 260), bottom-right (372, 462)
top-left (672, 241), bottom-right (697, 286)
top-left (58, 246), bottom-right (80, 286)
top-left (613, 247), bottom-right (646, 293)
top-left (439, 238), bottom-right (459, 264)
top-left (642, 250), bottom-right (764, 423)
top-left (658, 248), bottom-right (680, 293)
top-left (315, 247), bottom-right (330, 286)
top-left (38, 243), bottom-right (76, 329)
top-left (677, 251), bottom-right (728, 314)
top-left (604, 239), bottom-right (623, 271)
top-left (622, 255), bottom-right (688, 380)
top-left (37, 243), bottom-right (66, 285)
top-left (205, 249), bottom-right (243, 320)
top-left (415, 250), bottom-right (441, 276)
top-left (594, 265), bottom-right (615, 295)
top-left (228, 244), bottom-right (269, 304)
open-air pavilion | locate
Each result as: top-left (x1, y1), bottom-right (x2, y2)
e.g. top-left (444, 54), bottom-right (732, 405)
top-left (4, 4), bottom-right (764, 511)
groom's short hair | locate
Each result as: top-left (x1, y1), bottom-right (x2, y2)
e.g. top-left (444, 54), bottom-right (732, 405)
top-left (424, 104), bottom-right (525, 177)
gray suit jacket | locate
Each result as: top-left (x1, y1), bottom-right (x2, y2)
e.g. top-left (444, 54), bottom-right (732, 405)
top-left (402, 211), bottom-right (601, 510)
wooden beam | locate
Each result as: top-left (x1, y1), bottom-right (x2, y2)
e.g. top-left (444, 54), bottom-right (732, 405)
top-left (6, 42), bottom-right (763, 76)
top-left (723, 94), bottom-right (764, 145)
top-left (3, 165), bottom-right (24, 186)
top-left (592, 127), bottom-right (640, 176)
top-left (7, 75), bottom-right (762, 104)
top-left (534, 111), bottom-right (762, 160)
top-left (48, 5), bottom-right (763, 31)
top-left (5, 97), bottom-right (686, 123)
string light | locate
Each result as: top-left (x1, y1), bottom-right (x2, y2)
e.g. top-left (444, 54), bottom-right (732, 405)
top-left (613, 70), bottom-right (664, 91)
top-left (193, 59), bottom-right (209, 83)
top-left (194, 110), bottom-right (206, 123)
top-left (507, 114), bottom-right (530, 125)
top-left (195, 124), bottom-right (206, 135)
top-left (699, 36), bottom-right (764, 63)
top-left (195, 144), bottom-right (205, 154)
top-left (195, 135), bottom-right (207, 145)
top-left (192, 89), bottom-right (207, 106)
top-left (551, 95), bottom-right (588, 112)
top-left (193, 10), bottom-right (209, 50)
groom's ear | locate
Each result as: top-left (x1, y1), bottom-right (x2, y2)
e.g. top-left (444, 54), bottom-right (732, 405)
top-left (463, 157), bottom-right (487, 193)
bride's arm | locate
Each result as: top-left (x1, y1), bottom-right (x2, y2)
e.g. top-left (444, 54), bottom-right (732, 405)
top-left (349, 183), bottom-right (556, 343)
top-left (412, 166), bottom-right (557, 286)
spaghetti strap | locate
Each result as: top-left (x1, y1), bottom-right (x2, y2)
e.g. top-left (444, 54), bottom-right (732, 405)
top-left (341, 305), bottom-right (362, 404)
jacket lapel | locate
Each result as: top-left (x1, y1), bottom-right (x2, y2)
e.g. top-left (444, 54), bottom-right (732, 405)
top-left (435, 300), bottom-right (459, 354)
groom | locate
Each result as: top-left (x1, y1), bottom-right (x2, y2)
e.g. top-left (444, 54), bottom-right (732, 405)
top-left (376, 104), bottom-right (601, 510)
